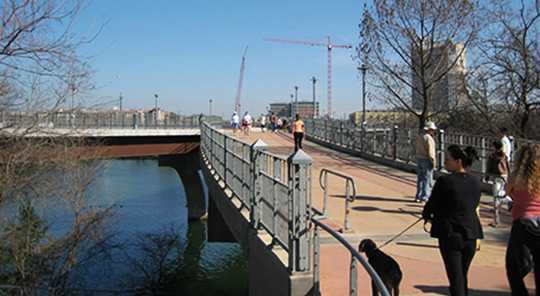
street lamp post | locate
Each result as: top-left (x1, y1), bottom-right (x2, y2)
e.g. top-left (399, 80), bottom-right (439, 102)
top-left (154, 94), bottom-right (159, 126)
top-left (311, 77), bottom-right (317, 118)
top-left (358, 64), bottom-right (368, 151)
top-left (357, 65), bottom-right (368, 128)
top-left (290, 93), bottom-right (294, 117)
top-left (294, 85), bottom-right (299, 117)
top-left (209, 99), bottom-right (213, 116)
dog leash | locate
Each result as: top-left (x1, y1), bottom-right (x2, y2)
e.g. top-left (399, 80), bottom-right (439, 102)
top-left (376, 217), bottom-right (425, 250)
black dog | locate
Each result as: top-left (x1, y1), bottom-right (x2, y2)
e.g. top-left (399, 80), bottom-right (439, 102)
top-left (358, 239), bottom-right (403, 296)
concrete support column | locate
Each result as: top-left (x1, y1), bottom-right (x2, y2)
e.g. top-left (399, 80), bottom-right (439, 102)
top-left (158, 149), bottom-right (207, 220)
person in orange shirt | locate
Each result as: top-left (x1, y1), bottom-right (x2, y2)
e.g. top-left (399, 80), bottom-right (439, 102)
top-left (292, 113), bottom-right (304, 152)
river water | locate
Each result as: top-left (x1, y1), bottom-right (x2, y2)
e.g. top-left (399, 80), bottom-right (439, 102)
top-left (59, 159), bottom-right (247, 295)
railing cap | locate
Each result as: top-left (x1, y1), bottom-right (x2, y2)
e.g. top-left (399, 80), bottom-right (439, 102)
top-left (288, 149), bottom-right (312, 165)
top-left (251, 139), bottom-right (268, 150)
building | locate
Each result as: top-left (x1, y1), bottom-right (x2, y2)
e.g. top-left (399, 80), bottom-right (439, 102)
top-left (290, 101), bottom-right (319, 119)
top-left (269, 101), bottom-right (319, 118)
top-left (411, 42), bottom-right (467, 112)
top-left (269, 103), bottom-right (290, 118)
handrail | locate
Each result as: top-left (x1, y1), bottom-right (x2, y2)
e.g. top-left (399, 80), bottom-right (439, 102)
top-left (311, 218), bottom-right (391, 296)
top-left (318, 168), bottom-right (356, 232)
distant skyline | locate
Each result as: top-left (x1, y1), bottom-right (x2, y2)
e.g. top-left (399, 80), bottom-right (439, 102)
top-left (76, 0), bottom-right (380, 117)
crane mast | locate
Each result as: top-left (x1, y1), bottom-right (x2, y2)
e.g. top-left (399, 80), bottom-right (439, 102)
top-left (235, 46), bottom-right (248, 114)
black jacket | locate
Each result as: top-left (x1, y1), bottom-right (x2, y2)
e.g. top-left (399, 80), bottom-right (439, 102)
top-left (422, 173), bottom-right (484, 240)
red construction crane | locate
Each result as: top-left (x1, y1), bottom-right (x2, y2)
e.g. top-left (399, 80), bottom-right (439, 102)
top-left (265, 36), bottom-right (352, 118)
top-left (234, 46), bottom-right (248, 114)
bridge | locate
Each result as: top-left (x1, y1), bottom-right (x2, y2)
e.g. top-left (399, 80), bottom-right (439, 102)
top-left (2, 112), bottom-right (535, 295)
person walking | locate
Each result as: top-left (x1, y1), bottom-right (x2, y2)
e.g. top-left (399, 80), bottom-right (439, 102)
top-left (230, 111), bottom-right (240, 134)
top-left (415, 121), bottom-right (437, 202)
top-left (292, 114), bottom-right (305, 152)
top-left (499, 127), bottom-right (513, 162)
top-left (422, 145), bottom-right (483, 296)
top-left (242, 111), bottom-right (252, 136)
top-left (487, 140), bottom-right (511, 226)
top-left (270, 112), bottom-right (277, 132)
top-left (505, 144), bottom-right (540, 296)
top-left (260, 115), bottom-right (267, 132)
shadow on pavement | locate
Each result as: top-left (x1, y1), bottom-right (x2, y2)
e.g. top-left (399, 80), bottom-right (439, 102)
top-left (414, 285), bottom-right (511, 295)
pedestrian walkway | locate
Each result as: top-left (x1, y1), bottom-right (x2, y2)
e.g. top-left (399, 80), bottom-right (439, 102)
top-left (231, 130), bottom-right (535, 296)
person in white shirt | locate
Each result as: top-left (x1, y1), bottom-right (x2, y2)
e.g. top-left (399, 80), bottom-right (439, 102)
top-left (230, 111), bottom-right (240, 134)
top-left (498, 127), bottom-right (512, 162)
top-left (242, 111), bottom-right (252, 135)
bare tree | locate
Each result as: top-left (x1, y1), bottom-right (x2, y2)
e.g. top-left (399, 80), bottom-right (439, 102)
top-left (358, 0), bottom-right (481, 128)
top-left (468, 0), bottom-right (540, 137)
top-left (0, 1), bottom-right (117, 294)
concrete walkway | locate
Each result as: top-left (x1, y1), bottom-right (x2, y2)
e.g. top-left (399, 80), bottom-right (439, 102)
top-left (231, 130), bottom-right (535, 296)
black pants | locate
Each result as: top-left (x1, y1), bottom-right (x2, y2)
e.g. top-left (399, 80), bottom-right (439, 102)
top-left (438, 236), bottom-right (477, 296)
top-left (294, 132), bottom-right (303, 152)
top-left (506, 218), bottom-right (540, 296)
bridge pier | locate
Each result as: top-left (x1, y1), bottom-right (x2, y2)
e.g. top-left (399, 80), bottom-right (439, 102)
top-left (158, 150), bottom-right (207, 220)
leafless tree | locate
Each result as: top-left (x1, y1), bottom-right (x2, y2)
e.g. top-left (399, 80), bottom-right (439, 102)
top-left (358, 0), bottom-right (481, 128)
top-left (0, 1), bottom-right (117, 294)
top-left (465, 0), bottom-right (540, 137)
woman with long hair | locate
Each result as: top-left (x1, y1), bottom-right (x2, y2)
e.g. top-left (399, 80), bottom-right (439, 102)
top-left (422, 145), bottom-right (483, 296)
top-left (505, 144), bottom-right (540, 295)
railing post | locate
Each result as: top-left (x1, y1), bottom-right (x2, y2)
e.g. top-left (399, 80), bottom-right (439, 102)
top-left (349, 255), bottom-right (358, 296)
top-left (393, 125), bottom-right (398, 160)
top-left (313, 225), bottom-right (321, 295)
top-left (288, 149), bottom-right (313, 272)
top-left (251, 139), bottom-right (268, 229)
top-left (223, 136), bottom-right (228, 183)
top-left (340, 122), bottom-right (344, 146)
top-left (344, 180), bottom-right (352, 232)
top-left (438, 129), bottom-right (445, 171)
top-left (322, 172), bottom-right (328, 217)
top-left (480, 137), bottom-right (487, 175)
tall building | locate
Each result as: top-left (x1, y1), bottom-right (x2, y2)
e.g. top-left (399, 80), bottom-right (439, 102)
top-left (411, 42), bottom-right (466, 112)
top-left (269, 103), bottom-right (290, 117)
top-left (269, 101), bottom-right (319, 118)
top-left (290, 101), bottom-right (319, 118)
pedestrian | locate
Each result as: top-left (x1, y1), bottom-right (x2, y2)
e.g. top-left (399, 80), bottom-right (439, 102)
top-left (242, 111), bottom-right (252, 136)
top-left (260, 115), bottom-right (266, 132)
top-left (504, 144), bottom-right (540, 295)
top-left (292, 113), bottom-right (304, 152)
top-left (422, 145), bottom-right (483, 296)
top-left (415, 121), bottom-right (437, 202)
top-left (230, 111), bottom-right (240, 134)
top-left (270, 112), bottom-right (277, 132)
top-left (498, 127), bottom-right (513, 162)
top-left (487, 140), bottom-right (511, 226)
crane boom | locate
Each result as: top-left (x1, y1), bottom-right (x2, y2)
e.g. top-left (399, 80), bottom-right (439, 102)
top-left (235, 46), bottom-right (248, 114)
top-left (265, 36), bottom-right (352, 118)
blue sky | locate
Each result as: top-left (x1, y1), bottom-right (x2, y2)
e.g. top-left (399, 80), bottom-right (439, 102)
top-left (77, 0), bottom-right (375, 117)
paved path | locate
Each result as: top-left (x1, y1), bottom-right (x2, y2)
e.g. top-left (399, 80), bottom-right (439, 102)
top-left (231, 130), bottom-right (535, 295)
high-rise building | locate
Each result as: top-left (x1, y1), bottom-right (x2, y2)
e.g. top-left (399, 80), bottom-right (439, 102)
top-left (269, 103), bottom-right (290, 117)
top-left (269, 101), bottom-right (319, 118)
top-left (411, 42), bottom-right (466, 112)
top-left (290, 101), bottom-right (319, 119)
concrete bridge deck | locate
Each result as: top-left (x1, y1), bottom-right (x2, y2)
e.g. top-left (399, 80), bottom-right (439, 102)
top-left (231, 130), bottom-right (534, 296)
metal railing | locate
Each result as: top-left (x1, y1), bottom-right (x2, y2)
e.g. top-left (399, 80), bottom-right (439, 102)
top-left (200, 120), bottom-right (312, 272)
top-left (305, 118), bottom-right (538, 179)
top-left (311, 218), bottom-right (391, 296)
top-left (0, 111), bottom-right (224, 129)
top-left (318, 168), bottom-right (357, 232)
top-left (200, 119), bottom-right (396, 294)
